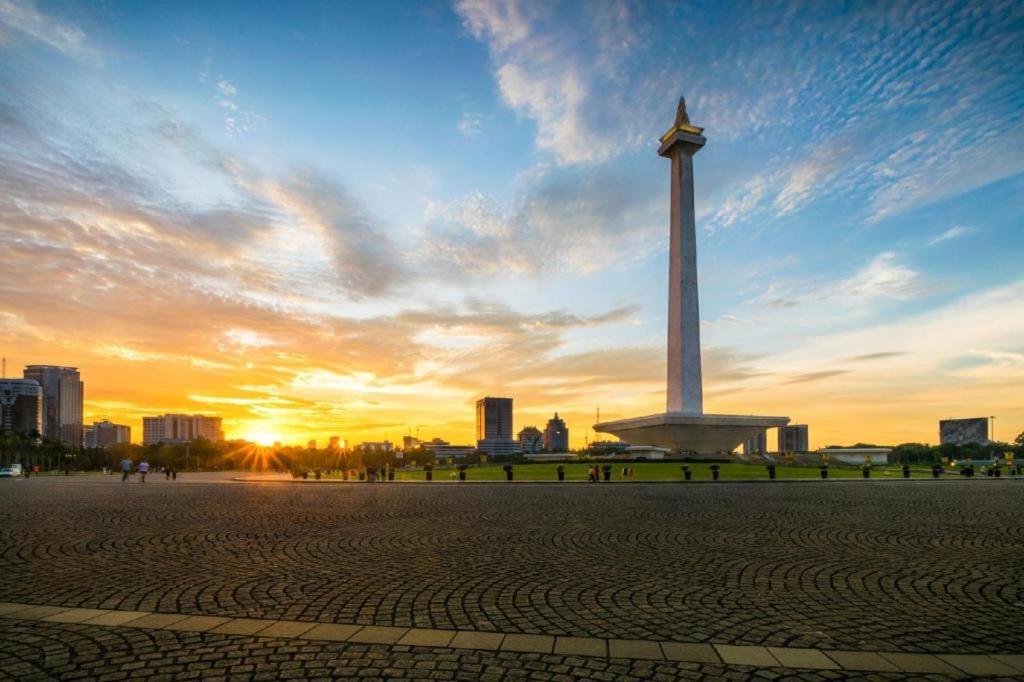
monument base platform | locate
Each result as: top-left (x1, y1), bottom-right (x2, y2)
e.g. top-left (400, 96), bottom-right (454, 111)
top-left (594, 412), bottom-right (790, 454)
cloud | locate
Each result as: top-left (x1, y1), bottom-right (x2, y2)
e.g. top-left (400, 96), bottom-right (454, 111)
top-left (755, 252), bottom-right (926, 311)
top-left (927, 226), bottom-right (971, 246)
top-left (0, 0), bottom-right (94, 59)
top-left (782, 370), bottom-right (849, 385)
top-left (456, 0), bottom-right (654, 165)
top-left (422, 163), bottom-right (660, 276)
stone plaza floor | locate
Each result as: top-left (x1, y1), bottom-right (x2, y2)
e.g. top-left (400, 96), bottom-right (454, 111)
top-left (0, 474), bottom-right (1022, 680)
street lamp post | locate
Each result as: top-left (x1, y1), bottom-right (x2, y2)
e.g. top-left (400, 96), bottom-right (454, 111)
top-left (990, 415), bottom-right (996, 443)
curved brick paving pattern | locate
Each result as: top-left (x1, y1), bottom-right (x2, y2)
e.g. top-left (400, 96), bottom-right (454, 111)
top-left (0, 476), bottom-right (1022, 660)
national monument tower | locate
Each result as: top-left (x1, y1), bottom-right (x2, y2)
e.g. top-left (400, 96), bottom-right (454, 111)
top-left (594, 97), bottom-right (789, 454)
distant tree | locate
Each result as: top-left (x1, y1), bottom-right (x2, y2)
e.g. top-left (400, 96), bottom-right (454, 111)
top-left (1015, 431), bottom-right (1024, 448)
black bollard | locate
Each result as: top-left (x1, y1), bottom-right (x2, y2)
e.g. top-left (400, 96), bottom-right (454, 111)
top-left (556, 466), bottom-right (565, 481)
top-left (766, 464), bottom-right (776, 480)
top-left (902, 464), bottom-right (910, 479)
top-left (862, 466), bottom-right (870, 478)
top-left (343, 470), bottom-right (349, 481)
top-left (682, 465), bottom-right (691, 481)
top-left (504, 465), bottom-right (513, 481)
top-left (302, 470), bottom-right (309, 480)
top-left (358, 471), bottom-right (365, 481)
top-left (710, 465), bottom-right (720, 481)
top-left (602, 465), bottom-right (612, 482)
top-left (388, 468), bottom-right (395, 481)
top-left (425, 469), bottom-right (433, 482)
top-left (932, 464), bottom-right (941, 478)
top-left (819, 465), bottom-right (828, 480)
top-left (995, 467), bottom-right (1001, 478)
top-left (315, 470), bottom-right (321, 480)
top-left (458, 465), bottom-right (467, 481)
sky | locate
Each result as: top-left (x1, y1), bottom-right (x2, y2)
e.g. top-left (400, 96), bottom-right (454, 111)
top-left (1, 0), bottom-right (1022, 449)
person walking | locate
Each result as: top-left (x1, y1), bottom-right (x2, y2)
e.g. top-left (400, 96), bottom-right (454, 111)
top-left (164, 466), bottom-right (171, 481)
top-left (138, 459), bottom-right (150, 483)
top-left (120, 457), bottom-right (133, 483)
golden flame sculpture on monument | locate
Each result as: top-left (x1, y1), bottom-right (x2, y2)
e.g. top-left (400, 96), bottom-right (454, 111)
top-left (594, 96), bottom-right (789, 455)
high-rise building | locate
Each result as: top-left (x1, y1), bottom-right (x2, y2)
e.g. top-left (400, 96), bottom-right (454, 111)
top-left (543, 413), bottom-right (569, 452)
top-left (329, 436), bottom-right (341, 449)
top-left (307, 439), bottom-right (317, 450)
top-left (403, 435), bottom-right (422, 451)
top-left (0, 378), bottom-right (42, 438)
top-left (778, 424), bottom-right (809, 453)
top-left (518, 426), bottom-right (543, 454)
top-left (476, 397), bottom-right (513, 440)
top-left (142, 414), bottom-right (224, 445)
top-left (23, 365), bottom-right (83, 447)
top-left (743, 431), bottom-right (767, 455)
top-left (476, 396), bottom-right (517, 457)
top-left (86, 420), bottom-right (130, 449)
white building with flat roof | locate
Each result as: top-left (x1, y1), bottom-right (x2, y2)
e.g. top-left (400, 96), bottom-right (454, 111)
top-left (142, 414), bottom-right (223, 445)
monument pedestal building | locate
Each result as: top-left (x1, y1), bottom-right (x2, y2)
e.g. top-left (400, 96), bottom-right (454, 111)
top-left (595, 98), bottom-right (788, 454)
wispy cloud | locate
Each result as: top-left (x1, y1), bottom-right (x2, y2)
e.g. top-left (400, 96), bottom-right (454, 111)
top-left (927, 225), bottom-right (972, 246)
top-left (0, 0), bottom-right (95, 60)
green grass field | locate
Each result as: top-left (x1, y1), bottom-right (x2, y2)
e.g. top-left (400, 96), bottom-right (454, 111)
top-left (323, 461), bottom-right (936, 482)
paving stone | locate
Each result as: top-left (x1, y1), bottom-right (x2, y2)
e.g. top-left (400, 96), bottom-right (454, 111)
top-left (301, 623), bottom-right (363, 642)
top-left (123, 613), bottom-right (190, 629)
top-left (766, 647), bottom-right (839, 670)
top-left (164, 616), bottom-right (232, 632)
top-left (347, 626), bottom-right (409, 644)
top-left (82, 610), bottom-right (151, 626)
top-left (501, 634), bottom-right (554, 654)
top-left (210, 618), bottom-right (275, 636)
top-left (553, 637), bottom-right (606, 658)
top-left (397, 629), bottom-right (457, 647)
top-left (824, 650), bottom-right (900, 672)
top-left (608, 639), bottom-right (663, 660)
top-left (878, 651), bottom-right (963, 674)
top-left (659, 642), bottom-right (719, 664)
top-left (449, 632), bottom-right (505, 651)
top-left (989, 654), bottom-right (1024, 674)
top-left (41, 608), bottom-right (111, 623)
top-left (255, 620), bottom-right (316, 638)
top-left (937, 654), bottom-right (1021, 676)
top-left (0, 602), bottom-right (32, 616)
top-left (5, 605), bottom-right (71, 620)
top-left (714, 645), bottom-right (778, 667)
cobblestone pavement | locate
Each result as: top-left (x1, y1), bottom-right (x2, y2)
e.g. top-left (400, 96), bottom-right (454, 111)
top-left (0, 475), bottom-right (1022, 678)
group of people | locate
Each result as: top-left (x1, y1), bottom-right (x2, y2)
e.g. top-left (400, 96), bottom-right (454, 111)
top-left (119, 458), bottom-right (177, 483)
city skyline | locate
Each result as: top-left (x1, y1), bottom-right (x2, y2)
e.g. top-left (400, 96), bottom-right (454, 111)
top-left (2, 1), bottom-right (1023, 449)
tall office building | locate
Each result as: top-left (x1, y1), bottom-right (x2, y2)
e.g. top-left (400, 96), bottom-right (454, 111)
top-left (329, 436), bottom-right (341, 449)
top-left (85, 420), bottom-right (130, 449)
top-left (142, 414), bottom-right (224, 445)
top-left (0, 378), bottom-right (42, 438)
top-left (476, 396), bottom-right (518, 457)
top-left (476, 397), bottom-right (513, 440)
top-left (543, 413), bottom-right (569, 452)
top-left (778, 424), bottom-right (809, 453)
top-left (23, 365), bottom-right (83, 447)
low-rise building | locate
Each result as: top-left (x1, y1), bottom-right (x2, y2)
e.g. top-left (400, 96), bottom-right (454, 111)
top-left (518, 426), bottom-right (543, 453)
top-left (142, 414), bottom-right (223, 445)
top-left (86, 420), bottom-right (130, 449)
top-left (476, 438), bottom-right (521, 457)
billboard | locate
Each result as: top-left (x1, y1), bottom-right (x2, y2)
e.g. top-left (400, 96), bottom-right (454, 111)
top-left (939, 418), bottom-right (989, 445)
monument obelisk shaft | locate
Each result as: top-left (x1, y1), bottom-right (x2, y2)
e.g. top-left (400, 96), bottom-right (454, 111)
top-left (659, 98), bottom-right (706, 415)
